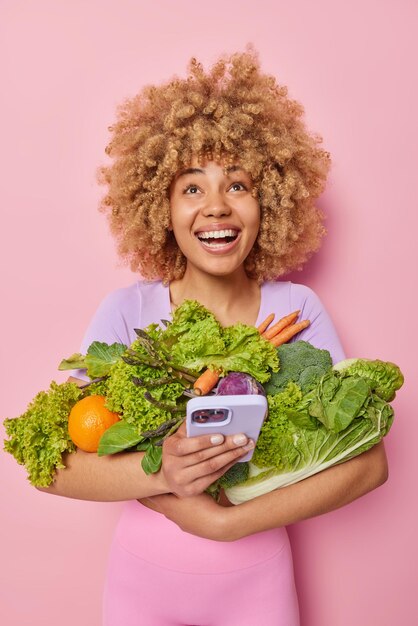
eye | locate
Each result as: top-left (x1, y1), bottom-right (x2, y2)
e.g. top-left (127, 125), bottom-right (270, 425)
top-left (184, 184), bottom-right (201, 194)
top-left (229, 182), bottom-right (247, 192)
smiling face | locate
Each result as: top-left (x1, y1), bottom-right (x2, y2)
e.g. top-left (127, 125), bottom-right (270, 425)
top-left (169, 161), bottom-right (260, 279)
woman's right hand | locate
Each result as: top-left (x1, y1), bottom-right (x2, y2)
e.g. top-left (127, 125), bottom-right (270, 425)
top-left (160, 422), bottom-right (254, 497)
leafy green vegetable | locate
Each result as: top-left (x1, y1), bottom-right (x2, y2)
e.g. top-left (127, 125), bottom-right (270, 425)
top-left (59, 341), bottom-right (127, 378)
top-left (97, 421), bottom-right (143, 456)
top-left (218, 461), bottom-right (250, 489)
top-left (104, 340), bottom-right (187, 431)
top-left (141, 443), bottom-right (163, 475)
top-left (213, 324), bottom-right (278, 383)
top-left (3, 382), bottom-right (81, 487)
top-left (57, 353), bottom-right (86, 370)
top-left (84, 377), bottom-right (109, 396)
top-left (164, 300), bottom-right (278, 382)
top-left (264, 341), bottom-right (332, 395)
top-left (205, 461), bottom-right (250, 501)
top-left (308, 373), bottom-right (371, 432)
top-left (333, 358), bottom-right (404, 402)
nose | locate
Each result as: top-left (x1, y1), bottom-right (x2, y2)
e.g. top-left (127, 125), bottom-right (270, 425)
top-left (201, 190), bottom-right (232, 218)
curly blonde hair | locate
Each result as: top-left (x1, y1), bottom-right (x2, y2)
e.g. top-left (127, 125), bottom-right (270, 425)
top-left (98, 49), bottom-right (330, 283)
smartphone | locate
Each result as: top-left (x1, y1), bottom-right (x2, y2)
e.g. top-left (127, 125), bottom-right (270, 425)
top-left (186, 394), bottom-right (268, 462)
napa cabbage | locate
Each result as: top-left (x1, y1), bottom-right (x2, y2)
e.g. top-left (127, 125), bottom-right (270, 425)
top-left (225, 356), bottom-right (403, 504)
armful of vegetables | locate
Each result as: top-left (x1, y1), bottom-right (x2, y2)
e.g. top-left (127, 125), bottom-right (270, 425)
top-left (3, 303), bottom-right (404, 503)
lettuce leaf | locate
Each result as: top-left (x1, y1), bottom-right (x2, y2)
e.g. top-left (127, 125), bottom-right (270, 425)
top-left (3, 382), bottom-right (81, 487)
top-left (165, 300), bottom-right (278, 381)
top-left (59, 341), bottom-right (127, 378)
top-left (333, 358), bottom-right (404, 402)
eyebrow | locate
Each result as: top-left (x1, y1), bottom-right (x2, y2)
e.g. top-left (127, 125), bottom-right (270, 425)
top-left (176, 168), bottom-right (204, 179)
top-left (175, 165), bottom-right (244, 179)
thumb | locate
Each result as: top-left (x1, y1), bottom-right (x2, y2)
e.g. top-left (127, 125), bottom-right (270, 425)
top-left (174, 420), bottom-right (187, 439)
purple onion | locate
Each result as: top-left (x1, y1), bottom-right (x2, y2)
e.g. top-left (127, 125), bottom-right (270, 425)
top-left (216, 372), bottom-right (265, 396)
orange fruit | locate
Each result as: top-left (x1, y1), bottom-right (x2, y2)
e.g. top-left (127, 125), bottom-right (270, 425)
top-left (68, 395), bottom-right (120, 452)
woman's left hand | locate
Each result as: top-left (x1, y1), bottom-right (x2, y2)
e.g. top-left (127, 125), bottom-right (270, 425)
top-left (139, 493), bottom-right (235, 541)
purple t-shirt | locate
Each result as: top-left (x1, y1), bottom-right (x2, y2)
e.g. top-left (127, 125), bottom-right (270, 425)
top-left (74, 279), bottom-right (346, 577)
top-left (76, 280), bottom-right (345, 373)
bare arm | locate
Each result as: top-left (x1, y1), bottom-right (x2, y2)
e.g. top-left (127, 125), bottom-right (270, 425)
top-left (141, 441), bottom-right (388, 540)
top-left (37, 380), bottom-right (253, 501)
top-left (225, 441), bottom-right (388, 539)
top-left (38, 377), bottom-right (165, 501)
top-left (37, 448), bottom-right (166, 501)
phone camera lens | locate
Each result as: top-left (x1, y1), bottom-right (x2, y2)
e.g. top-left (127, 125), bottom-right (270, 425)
top-left (192, 411), bottom-right (209, 423)
top-left (210, 409), bottom-right (227, 421)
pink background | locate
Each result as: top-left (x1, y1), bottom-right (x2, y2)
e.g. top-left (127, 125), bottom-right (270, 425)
top-left (1, 1), bottom-right (416, 624)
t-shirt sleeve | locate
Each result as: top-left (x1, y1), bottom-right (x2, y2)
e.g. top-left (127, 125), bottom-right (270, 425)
top-left (80, 291), bottom-right (139, 351)
top-left (290, 283), bottom-right (346, 364)
top-left (71, 286), bottom-right (141, 381)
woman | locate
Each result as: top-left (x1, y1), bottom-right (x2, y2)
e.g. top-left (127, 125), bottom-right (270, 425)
top-left (40, 50), bottom-right (388, 625)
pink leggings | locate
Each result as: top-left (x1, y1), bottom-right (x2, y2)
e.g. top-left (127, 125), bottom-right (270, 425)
top-left (102, 502), bottom-right (300, 626)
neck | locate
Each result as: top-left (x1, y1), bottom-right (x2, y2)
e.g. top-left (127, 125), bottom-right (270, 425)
top-left (169, 265), bottom-right (261, 327)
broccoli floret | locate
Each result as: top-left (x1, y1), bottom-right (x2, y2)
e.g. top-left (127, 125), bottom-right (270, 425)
top-left (264, 341), bottom-right (332, 395)
top-left (218, 462), bottom-right (250, 489)
top-left (206, 462), bottom-right (250, 501)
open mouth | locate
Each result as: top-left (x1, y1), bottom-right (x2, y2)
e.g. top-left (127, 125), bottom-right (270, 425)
top-left (195, 229), bottom-right (240, 249)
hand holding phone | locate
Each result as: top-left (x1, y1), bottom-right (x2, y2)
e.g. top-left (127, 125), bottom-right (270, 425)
top-left (186, 394), bottom-right (267, 462)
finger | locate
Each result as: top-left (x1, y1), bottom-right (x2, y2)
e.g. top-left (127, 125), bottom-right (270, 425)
top-left (138, 497), bottom-right (160, 512)
top-left (186, 435), bottom-right (253, 469)
top-left (166, 429), bottom-right (250, 460)
top-left (166, 427), bottom-right (225, 456)
top-left (181, 440), bottom-right (254, 482)
top-left (186, 458), bottom-right (248, 496)
top-left (175, 421), bottom-right (187, 438)
top-left (139, 494), bottom-right (171, 513)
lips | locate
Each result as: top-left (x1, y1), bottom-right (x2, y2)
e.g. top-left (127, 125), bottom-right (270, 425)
top-left (194, 231), bottom-right (241, 255)
top-left (194, 223), bottom-right (241, 250)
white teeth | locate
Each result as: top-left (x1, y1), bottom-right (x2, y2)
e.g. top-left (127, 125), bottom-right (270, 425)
top-left (197, 229), bottom-right (238, 240)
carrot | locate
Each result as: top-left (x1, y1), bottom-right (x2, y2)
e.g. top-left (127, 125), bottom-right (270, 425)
top-left (257, 313), bottom-right (275, 334)
top-left (193, 368), bottom-right (220, 396)
top-left (270, 320), bottom-right (310, 347)
top-left (262, 310), bottom-right (300, 340)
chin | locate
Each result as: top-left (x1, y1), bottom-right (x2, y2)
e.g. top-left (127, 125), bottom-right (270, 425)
top-left (200, 263), bottom-right (245, 278)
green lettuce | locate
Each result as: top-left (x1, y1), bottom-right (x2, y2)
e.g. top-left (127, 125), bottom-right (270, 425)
top-left (164, 300), bottom-right (278, 381)
top-left (3, 382), bottom-right (81, 487)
